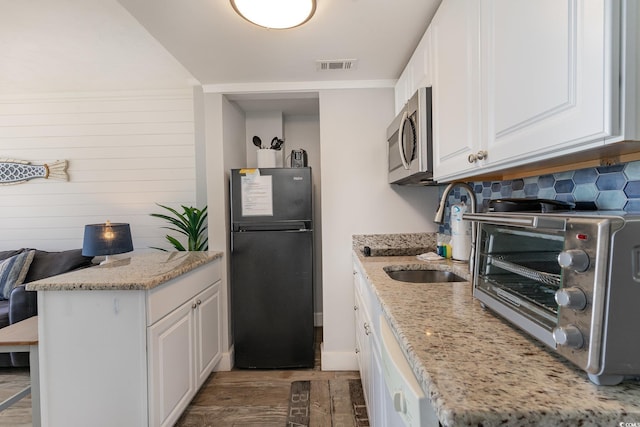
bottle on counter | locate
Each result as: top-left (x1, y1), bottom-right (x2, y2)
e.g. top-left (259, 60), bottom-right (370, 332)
top-left (451, 202), bottom-right (471, 261)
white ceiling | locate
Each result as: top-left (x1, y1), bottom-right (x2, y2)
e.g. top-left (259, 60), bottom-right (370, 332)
top-left (0, 0), bottom-right (441, 96)
top-left (0, 0), bottom-right (195, 94)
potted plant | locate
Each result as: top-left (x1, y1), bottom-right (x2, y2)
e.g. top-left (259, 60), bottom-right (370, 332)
top-left (150, 204), bottom-right (208, 251)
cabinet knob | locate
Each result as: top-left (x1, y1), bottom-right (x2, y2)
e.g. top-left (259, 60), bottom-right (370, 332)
top-left (364, 323), bottom-right (371, 336)
top-left (196, 299), bottom-right (202, 305)
top-left (354, 305), bottom-right (358, 311)
top-left (192, 303), bottom-right (197, 309)
top-left (355, 348), bottom-right (360, 354)
top-left (467, 151), bottom-right (488, 163)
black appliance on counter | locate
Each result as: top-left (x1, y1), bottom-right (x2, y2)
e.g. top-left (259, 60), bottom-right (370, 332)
top-left (230, 167), bottom-right (314, 368)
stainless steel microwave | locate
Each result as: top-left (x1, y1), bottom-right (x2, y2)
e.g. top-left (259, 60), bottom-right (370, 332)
top-left (387, 87), bottom-right (433, 185)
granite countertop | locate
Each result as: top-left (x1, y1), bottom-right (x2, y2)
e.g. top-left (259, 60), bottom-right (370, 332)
top-left (353, 248), bottom-right (640, 426)
top-left (25, 251), bottom-right (223, 291)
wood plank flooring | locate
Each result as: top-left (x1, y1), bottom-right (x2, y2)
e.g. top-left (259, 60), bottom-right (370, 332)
top-left (176, 369), bottom-right (363, 426)
top-left (0, 328), bottom-right (368, 426)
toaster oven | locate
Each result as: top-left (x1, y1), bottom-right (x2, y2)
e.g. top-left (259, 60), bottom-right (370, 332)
top-left (464, 211), bottom-right (640, 385)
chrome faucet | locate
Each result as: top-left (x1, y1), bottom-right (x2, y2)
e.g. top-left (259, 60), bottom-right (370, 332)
top-left (434, 182), bottom-right (477, 271)
top-left (434, 182), bottom-right (477, 223)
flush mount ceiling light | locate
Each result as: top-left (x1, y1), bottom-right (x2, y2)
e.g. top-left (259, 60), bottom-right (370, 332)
top-left (231, 0), bottom-right (316, 29)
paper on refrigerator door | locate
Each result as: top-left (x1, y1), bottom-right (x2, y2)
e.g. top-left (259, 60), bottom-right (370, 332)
top-left (241, 173), bottom-right (273, 216)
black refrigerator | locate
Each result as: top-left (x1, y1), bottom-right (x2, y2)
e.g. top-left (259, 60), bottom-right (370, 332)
top-left (230, 167), bottom-right (314, 368)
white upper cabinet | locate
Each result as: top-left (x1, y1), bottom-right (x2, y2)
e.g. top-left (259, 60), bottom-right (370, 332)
top-left (394, 25), bottom-right (434, 114)
top-left (431, 0), bottom-right (482, 181)
top-left (482, 0), bottom-right (614, 166)
top-left (420, 0), bottom-right (639, 182)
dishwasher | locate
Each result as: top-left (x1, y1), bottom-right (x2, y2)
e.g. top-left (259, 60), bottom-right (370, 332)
top-left (379, 315), bottom-right (439, 427)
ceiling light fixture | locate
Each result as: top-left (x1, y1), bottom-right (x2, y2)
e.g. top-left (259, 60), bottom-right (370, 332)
top-left (230, 0), bottom-right (316, 29)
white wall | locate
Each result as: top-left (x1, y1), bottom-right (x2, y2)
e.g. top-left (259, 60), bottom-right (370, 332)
top-left (0, 89), bottom-right (197, 252)
top-left (201, 92), bottom-right (247, 370)
top-left (283, 114), bottom-right (323, 321)
top-left (245, 111), bottom-right (283, 167)
top-left (319, 88), bottom-right (438, 370)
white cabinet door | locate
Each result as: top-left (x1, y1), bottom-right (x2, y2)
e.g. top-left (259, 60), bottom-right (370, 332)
top-left (482, 0), bottom-right (612, 165)
top-left (149, 278), bottom-right (221, 427)
top-left (354, 288), bottom-right (372, 405)
top-left (432, 0), bottom-right (482, 181)
top-left (195, 282), bottom-right (222, 387)
top-left (148, 301), bottom-right (195, 427)
top-left (396, 26), bottom-right (434, 115)
top-left (395, 70), bottom-right (409, 115)
top-left (410, 26), bottom-right (433, 92)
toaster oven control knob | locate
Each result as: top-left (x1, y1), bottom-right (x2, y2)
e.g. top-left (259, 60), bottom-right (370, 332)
top-left (557, 249), bottom-right (590, 272)
top-left (555, 287), bottom-right (587, 310)
top-left (553, 325), bottom-right (584, 349)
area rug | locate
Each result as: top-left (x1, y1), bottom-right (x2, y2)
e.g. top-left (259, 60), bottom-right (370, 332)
top-left (286, 379), bottom-right (369, 427)
top-left (349, 379), bottom-right (369, 427)
top-left (286, 380), bottom-right (311, 426)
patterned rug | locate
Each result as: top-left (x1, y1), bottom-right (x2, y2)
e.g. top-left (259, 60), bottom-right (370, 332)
top-left (286, 379), bottom-right (369, 427)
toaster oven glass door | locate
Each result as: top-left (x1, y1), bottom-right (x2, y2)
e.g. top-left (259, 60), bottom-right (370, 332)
top-left (475, 223), bottom-right (565, 331)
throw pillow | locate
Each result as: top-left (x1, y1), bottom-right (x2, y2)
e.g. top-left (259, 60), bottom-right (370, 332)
top-left (0, 250), bottom-right (35, 300)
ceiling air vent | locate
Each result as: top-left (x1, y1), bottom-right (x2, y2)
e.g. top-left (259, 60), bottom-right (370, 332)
top-left (316, 59), bottom-right (358, 71)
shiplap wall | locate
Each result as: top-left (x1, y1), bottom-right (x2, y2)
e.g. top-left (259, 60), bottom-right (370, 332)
top-left (0, 89), bottom-right (197, 252)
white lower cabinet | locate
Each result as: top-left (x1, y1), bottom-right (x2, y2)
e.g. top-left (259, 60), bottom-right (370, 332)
top-left (353, 265), bottom-right (412, 427)
top-left (36, 259), bottom-right (222, 427)
top-left (148, 282), bottom-right (221, 427)
top-left (194, 284), bottom-right (221, 385)
top-left (353, 261), bottom-right (439, 427)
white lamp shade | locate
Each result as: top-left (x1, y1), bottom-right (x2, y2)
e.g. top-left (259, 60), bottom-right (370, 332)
top-left (231, 0), bottom-right (316, 29)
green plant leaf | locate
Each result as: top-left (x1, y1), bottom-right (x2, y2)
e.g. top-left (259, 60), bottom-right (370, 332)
top-left (150, 203), bottom-right (208, 251)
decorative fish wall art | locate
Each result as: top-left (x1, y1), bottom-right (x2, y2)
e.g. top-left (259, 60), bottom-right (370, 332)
top-left (0, 159), bottom-right (68, 185)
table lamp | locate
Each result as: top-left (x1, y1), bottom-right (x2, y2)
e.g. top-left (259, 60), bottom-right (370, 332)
top-left (82, 220), bottom-right (133, 265)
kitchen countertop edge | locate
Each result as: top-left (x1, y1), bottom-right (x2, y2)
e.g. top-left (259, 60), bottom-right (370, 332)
top-left (353, 249), bottom-right (640, 427)
top-left (25, 251), bottom-right (223, 291)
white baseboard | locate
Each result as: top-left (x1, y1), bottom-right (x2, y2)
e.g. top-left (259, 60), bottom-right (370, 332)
top-left (214, 346), bottom-right (234, 371)
top-left (320, 343), bottom-right (358, 371)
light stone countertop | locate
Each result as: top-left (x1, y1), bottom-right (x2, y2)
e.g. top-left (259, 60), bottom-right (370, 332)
top-left (25, 251), bottom-right (223, 291)
top-left (353, 250), bottom-right (640, 426)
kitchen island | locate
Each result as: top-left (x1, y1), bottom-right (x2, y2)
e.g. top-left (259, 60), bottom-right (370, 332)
top-left (353, 243), bottom-right (640, 426)
top-left (26, 251), bottom-right (223, 427)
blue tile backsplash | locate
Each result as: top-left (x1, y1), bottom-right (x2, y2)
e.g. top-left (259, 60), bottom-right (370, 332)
top-left (438, 160), bottom-right (640, 234)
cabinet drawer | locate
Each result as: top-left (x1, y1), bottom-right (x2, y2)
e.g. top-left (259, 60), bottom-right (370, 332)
top-left (147, 260), bottom-right (221, 326)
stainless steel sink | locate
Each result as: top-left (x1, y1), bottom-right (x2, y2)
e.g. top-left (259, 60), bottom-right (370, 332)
top-left (384, 268), bottom-right (466, 283)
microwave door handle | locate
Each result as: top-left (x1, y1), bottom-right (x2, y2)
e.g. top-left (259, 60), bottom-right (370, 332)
top-left (398, 110), bottom-right (410, 169)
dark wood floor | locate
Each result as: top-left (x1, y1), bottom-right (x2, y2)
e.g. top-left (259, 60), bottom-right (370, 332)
top-left (0, 329), bottom-right (367, 426)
